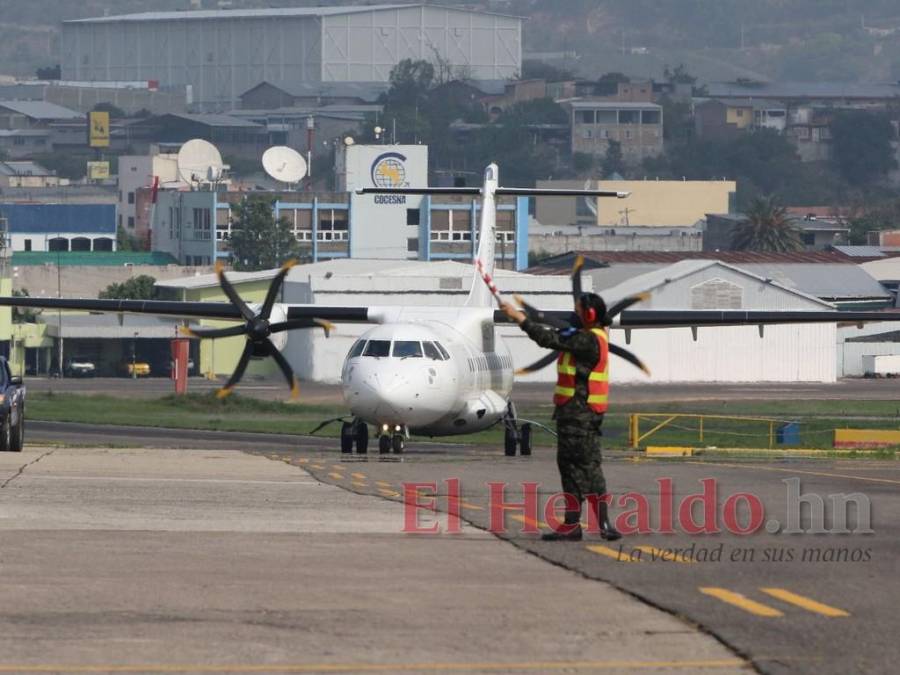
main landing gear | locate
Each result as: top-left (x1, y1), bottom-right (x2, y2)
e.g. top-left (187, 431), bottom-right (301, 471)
top-left (503, 403), bottom-right (533, 457)
top-left (340, 419), bottom-right (369, 455)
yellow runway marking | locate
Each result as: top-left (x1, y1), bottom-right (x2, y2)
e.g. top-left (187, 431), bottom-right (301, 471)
top-left (375, 481), bottom-right (393, 488)
top-left (352, 482), bottom-right (368, 489)
top-left (327, 473), bottom-right (344, 481)
top-left (352, 472), bottom-right (367, 480)
top-left (634, 545), bottom-right (694, 563)
top-left (700, 587), bottom-right (783, 617)
top-left (461, 501), bottom-right (484, 511)
top-left (586, 545), bottom-right (637, 562)
top-left (0, 658), bottom-right (749, 672)
top-left (309, 464), bottom-right (325, 470)
top-left (760, 588), bottom-right (849, 617)
top-left (297, 458), bottom-right (309, 464)
top-left (332, 465), bottom-right (346, 472)
top-left (689, 461), bottom-right (900, 486)
top-left (378, 488), bottom-right (401, 497)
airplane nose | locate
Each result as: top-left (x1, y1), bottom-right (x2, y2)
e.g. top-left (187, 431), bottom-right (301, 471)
top-left (344, 364), bottom-right (448, 427)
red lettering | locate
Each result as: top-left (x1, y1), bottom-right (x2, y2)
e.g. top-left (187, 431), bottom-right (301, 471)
top-left (445, 478), bottom-right (462, 534)
top-left (488, 482), bottom-right (540, 534)
top-left (657, 477), bottom-right (674, 534)
top-left (402, 482), bottom-right (440, 534)
top-left (545, 492), bottom-right (581, 533)
top-left (678, 478), bottom-right (720, 534)
top-left (723, 492), bottom-right (764, 535)
top-left (584, 493), bottom-right (612, 534)
top-left (615, 491), bottom-right (651, 535)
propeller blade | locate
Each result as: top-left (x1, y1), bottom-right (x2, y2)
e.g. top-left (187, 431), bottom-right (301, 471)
top-left (179, 324), bottom-right (248, 339)
top-left (513, 295), bottom-right (573, 330)
top-left (266, 340), bottom-right (300, 400)
top-left (571, 254), bottom-right (584, 303)
top-left (609, 343), bottom-right (650, 376)
top-left (260, 259), bottom-right (298, 320)
top-left (216, 260), bottom-right (255, 321)
top-left (604, 292), bottom-right (650, 324)
top-left (269, 318), bottom-right (335, 336)
top-left (217, 341), bottom-right (254, 399)
top-left (515, 350), bottom-right (560, 376)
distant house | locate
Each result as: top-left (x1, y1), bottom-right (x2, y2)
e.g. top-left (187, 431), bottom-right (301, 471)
top-left (566, 100), bottom-right (663, 162)
top-left (0, 161), bottom-right (65, 189)
top-left (0, 101), bottom-right (82, 158)
top-left (238, 81), bottom-right (390, 110)
top-left (704, 212), bottom-right (849, 252)
top-left (694, 98), bottom-right (787, 140)
top-left (126, 113), bottom-right (267, 159)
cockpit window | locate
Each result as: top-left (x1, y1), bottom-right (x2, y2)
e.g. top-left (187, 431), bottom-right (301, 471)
top-left (393, 341), bottom-right (423, 359)
top-left (348, 340), bottom-right (367, 358)
top-left (364, 340), bottom-right (391, 358)
top-left (435, 342), bottom-right (451, 360)
top-left (423, 341), bottom-right (442, 361)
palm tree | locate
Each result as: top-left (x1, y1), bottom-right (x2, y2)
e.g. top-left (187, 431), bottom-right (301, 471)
top-left (731, 196), bottom-right (803, 252)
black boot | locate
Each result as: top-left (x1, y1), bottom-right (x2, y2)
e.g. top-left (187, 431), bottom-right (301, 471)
top-left (541, 510), bottom-right (583, 542)
top-left (597, 501), bottom-right (621, 541)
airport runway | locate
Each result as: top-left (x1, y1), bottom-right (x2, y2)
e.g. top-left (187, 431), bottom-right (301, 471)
top-left (0, 446), bottom-right (745, 674)
top-left (23, 375), bottom-right (900, 405)
top-left (17, 418), bottom-right (900, 674)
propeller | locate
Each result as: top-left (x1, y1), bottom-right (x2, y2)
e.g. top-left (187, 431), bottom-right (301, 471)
top-left (514, 257), bottom-right (651, 376)
top-left (180, 260), bottom-right (334, 400)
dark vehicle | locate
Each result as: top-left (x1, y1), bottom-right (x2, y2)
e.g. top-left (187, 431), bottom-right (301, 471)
top-left (64, 358), bottom-right (97, 378)
top-left (0, 357), bottom-right (26, 453)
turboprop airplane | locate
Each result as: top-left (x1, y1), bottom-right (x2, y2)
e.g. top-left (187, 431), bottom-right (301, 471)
top-left (2, 163), bottom-right (900, 456)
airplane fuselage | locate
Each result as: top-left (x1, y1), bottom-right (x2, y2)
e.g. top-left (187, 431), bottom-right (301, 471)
top-left (340, 311), bottom-right (514, 437)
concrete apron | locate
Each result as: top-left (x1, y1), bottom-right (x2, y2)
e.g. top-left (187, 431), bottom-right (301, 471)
top-left (0, 448), bottom-right (745, 673)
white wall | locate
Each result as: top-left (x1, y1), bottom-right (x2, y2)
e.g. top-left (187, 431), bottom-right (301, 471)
top-left (837, 323), bottom-right (900, 376)
top-left (10, 232), bottom-right (115, 253)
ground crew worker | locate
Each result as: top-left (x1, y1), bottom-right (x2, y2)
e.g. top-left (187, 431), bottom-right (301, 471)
top-left (500, 293), bottom-right (621, 542)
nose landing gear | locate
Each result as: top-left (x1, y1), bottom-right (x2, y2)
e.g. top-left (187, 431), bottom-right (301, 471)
top-left (503, 402), bottom-right (535, 457)
top-left (378, 425), bottom-right (406, 455)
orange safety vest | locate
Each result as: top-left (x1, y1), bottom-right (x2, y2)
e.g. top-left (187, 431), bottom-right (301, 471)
top-left (553, 328), bottom-right (609, 413)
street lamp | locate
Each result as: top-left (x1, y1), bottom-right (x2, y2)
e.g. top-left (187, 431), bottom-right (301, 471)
top-left (132, 331), bottom-right (138, 379)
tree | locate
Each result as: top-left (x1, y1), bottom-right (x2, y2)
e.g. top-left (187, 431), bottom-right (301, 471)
top-left (601, 141), bottom-right (625, 178)
top-left (36, 64), bottom-right (61, 80)
top-left (32, 152), bottom-right (87, 180)
top-left (595, 72), bottom-right (630, 96)
top-left (11, 289), bottom-right (37, 323)
top-left (521, 60), bottom-right (575, 81)
top-left (99, 275), bottom-right (157, 300)
top-left (228, 198), bottom-right (302, 271)
top-left (92, 102), bottom-right (126, 119)
top-left (830, 110), bottom-right (898, 187)
top-left (116, 225), bottom-right (140, 252)
top-left (731, 196), bottom-right (802, 252)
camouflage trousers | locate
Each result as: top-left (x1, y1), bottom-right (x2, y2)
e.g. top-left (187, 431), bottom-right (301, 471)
top-left (556, 414), bottom-right (607, 504)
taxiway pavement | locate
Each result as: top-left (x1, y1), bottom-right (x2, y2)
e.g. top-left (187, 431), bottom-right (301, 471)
top-left (0, 446), bottom-right (747, 674)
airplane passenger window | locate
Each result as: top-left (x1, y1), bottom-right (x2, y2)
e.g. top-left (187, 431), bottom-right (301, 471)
top-left (364, 340), bottom-right (391, 358)
top-left (393, 341), bottom-right (423, 359)
top-left (435, 343), bottom-right (451, 360)
top-left (423, 342), bottom-right (442, 360)
top-left (348, 340), bottom-right (367, 358)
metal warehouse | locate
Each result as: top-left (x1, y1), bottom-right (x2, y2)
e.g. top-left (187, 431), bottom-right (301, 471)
top-left (61, 3), bottom-right (523, 109)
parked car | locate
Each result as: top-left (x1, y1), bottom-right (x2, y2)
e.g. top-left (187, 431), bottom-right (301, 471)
top-left (120, 360), bottom-right (151, 378)
top-left (64, 358), bottom-right (96, 378)
top-left (0, 357), bottom-right (26, 453)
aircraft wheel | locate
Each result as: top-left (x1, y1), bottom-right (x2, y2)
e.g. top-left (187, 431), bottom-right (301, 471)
top-left (519, 423), bottom-right (532, 457)
top-left (355, 423), bottom-right (369, 454)
top-left (391, 434), bottom-right (404, 454)
top-left (504, 425), bottom-right (517, 457)
top-left (340, 422), bottom-right (354, 454)
top-left (378, 435), bottom-right (391, 454)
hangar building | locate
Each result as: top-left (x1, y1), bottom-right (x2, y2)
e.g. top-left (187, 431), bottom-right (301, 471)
top-left (62, 4), bottom-right (523, 109)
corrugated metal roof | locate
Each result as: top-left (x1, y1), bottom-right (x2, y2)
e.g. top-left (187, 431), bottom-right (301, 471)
top-left (707, 81), bottom-right (900, 100)
top-left (67, 4), bottom-right (522, 24)
top-left (0, 161), bottom-right (52, 177)
top-left (831, 246), bottom-right (887, 258)
top-left (0, 100), bottom-right (82, 120)
top-left (599, 259), bottom-right (834, 308)
top-left (166, 113), bottom-right (262, 128)
top-left (569, 101), bottom-right (662, 110)
top-left (739, 263), bottom-right (890, 300)
top-left (12, 251), bottom-right (179, 267)
top-left (0, 203), bottom-right (116, 234)
top-left (538, 250), bottom-right (858, 266)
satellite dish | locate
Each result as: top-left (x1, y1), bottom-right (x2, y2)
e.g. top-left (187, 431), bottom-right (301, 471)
top-left (177, 139), bottom-right (224, 185)
top-left (262, 146), bottom-right (307, 185)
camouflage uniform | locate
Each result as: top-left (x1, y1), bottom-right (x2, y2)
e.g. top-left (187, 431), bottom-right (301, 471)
top-left (520, 319), bottom-right (607, 502)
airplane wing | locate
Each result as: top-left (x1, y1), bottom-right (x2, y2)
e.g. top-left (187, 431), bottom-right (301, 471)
top-left (0, 296), bottom-right (373, 323)
top-left (494, 308), bottom-right (900, 329)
